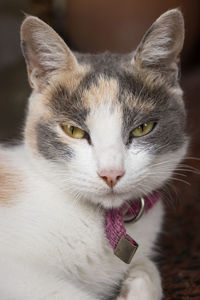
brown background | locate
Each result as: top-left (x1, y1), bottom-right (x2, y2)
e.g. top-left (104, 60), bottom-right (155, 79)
top-left (0, 1), bottom-right (200, 299)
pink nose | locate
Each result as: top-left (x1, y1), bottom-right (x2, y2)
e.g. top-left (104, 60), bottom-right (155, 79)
top-left (98, 170), bottom-right (125, 188)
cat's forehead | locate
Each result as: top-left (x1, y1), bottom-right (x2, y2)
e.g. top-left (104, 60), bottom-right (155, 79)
top-left (47, 52), bottom-right (166, 128)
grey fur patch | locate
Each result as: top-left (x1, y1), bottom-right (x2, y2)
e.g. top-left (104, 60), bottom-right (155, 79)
top-left (117, 72), bottom-right (186, 153)
top-left (77, 52), bottom-right (186, 154)
top-left (50, 81), bottom-right (90, 131)
top-left (36, 122), bottom-right (73, 161)
top-left (124, 100), bottom-right (186, 154)
top-left (48, 50), bottom-right (186, 156)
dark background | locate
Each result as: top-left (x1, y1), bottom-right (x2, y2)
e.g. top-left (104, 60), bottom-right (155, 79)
top-left (0, 1), bottom-right (200, 298)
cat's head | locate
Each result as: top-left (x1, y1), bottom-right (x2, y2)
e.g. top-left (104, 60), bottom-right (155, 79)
top-left (21, 9), bottom-right (187, 208)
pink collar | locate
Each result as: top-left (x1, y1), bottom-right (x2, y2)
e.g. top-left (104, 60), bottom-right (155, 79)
top-left (105, 191), bottom-right (159, 264)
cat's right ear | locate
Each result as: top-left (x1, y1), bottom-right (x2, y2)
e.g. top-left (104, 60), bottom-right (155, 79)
top-left (133, 9), bottom-right (184, 81)
top-left (21, 16), bottom-right (78, 91)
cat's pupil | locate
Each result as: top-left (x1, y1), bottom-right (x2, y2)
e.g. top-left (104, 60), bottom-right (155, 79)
top-left (141, 124), bottom-right (147, 131)
top-left (71, 126), bottom-right (75, 134)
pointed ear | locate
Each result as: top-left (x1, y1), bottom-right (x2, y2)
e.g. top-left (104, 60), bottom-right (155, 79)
top-left (133, 9), bottom-right (184, 80)
top-left (21, 16), bottom-right (78, 91)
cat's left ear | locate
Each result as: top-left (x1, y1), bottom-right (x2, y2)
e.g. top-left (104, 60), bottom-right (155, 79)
top-left (133, 9), bottom-right (184, 80)
top-left (21, 16), bottom-right (78, 91)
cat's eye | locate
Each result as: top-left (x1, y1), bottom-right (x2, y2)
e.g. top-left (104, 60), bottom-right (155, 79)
top-left (62, 124), bottom-right (86, 139)
top-left (132, 122), bottom-right (155, 137)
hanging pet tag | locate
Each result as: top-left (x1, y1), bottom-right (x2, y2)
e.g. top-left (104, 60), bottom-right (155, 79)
top-left (114, 235), bottom-right (138, 264)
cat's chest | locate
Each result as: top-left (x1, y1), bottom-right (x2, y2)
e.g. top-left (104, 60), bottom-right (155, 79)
top-left (25, 190), bottom-right (127, 294)
top-left (47, 196), bottom-right (126, 268)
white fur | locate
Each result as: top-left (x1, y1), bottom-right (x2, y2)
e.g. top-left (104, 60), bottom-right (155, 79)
top-left (0, 144), bottom-right (164, 300)
top-left (0, 102), bottom-right (187, 300)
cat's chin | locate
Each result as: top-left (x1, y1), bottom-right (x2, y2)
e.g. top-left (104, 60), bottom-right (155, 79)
top-left (88, 191), bottom-right (143, 209)
top-left (100, 197), bottom-right (124, 209)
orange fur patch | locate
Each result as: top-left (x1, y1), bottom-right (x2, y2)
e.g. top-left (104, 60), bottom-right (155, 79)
top-left (45, 63), bottom-right (91, 104)
top-left (82, 77), bottom-right (119, 108)
top-left (0, 152), bottom-right (23, 205)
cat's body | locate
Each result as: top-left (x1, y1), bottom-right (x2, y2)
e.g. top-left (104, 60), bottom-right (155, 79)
top-left (0, 9), bottom-right (187, 300)
top-left (0, 145), bottom-right (164, 300)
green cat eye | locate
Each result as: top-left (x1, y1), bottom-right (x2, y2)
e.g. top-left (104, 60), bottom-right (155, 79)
top-left (132, 122), bottom-right (155, 137)
top-left (62, 125), bottom-right (86, 139)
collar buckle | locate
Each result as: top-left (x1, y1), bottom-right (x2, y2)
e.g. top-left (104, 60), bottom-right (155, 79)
top-left (123, 197), bottom-right (146, 223)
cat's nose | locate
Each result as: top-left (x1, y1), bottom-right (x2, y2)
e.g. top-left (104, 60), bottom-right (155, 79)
top-left (98, 170), bottom-right (125, 188)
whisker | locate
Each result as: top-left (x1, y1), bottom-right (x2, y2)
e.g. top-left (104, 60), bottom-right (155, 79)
top-left (169, 177), bottom-right (191, 186)
top-left (162, 182), bottom-right (182, 207)
top-left (183, 156), bottom-right (200, 161)
top-left (159, 184), bottom-right (177, 209)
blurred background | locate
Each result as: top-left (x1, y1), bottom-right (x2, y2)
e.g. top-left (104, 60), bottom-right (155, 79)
top-left (0, 0), bottom-right (200, 299)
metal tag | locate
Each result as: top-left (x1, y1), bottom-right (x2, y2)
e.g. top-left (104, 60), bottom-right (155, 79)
top-left (114, 236), bottom-right (138, 264)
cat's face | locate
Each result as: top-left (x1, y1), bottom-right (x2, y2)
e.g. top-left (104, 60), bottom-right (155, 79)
top-left (21, 9), bottom-right (188, 208)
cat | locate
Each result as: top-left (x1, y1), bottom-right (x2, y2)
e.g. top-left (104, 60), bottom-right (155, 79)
top-left (0, 9), bottom-right (187, 300)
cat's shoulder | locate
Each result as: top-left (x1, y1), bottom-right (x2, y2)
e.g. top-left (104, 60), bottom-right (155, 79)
top-left (0, 145), bottom-right (25, 205)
